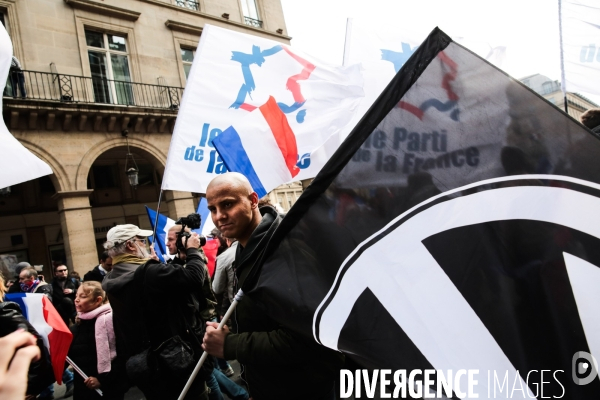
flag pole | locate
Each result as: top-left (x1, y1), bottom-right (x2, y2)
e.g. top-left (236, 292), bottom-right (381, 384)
top-left (342, 18), bottom-right (352, 67)
top-left (152, 189), bottom-right (164, 245)
top-left (177, 289), bottom-right (244, 400)
top-left (66, 357), bottom-right (103, 396)
top-left (558, 0), bottom-right (569, 115)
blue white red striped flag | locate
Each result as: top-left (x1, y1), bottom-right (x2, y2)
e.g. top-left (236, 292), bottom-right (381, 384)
top-left (145, 206), bottom-right (175, 262)
top-left (213, 96), bottom-right (300, 197)
top-left (161, 24), bottom-right (364, 194)
top-left (5, 293), bottom-right (72, 384)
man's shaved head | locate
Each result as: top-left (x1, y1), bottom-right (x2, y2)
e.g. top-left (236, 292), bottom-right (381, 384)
top-left (206, 172), bottom-right (254, 196)
top-left (206, 172), bottom-right (261, 247)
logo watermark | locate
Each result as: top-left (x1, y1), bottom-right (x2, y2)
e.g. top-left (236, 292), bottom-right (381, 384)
top-left (339, 352), bottom-right (597, 399)
top-left (572, 351), bottom-right (598, 386)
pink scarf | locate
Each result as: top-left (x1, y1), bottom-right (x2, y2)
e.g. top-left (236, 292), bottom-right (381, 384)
top-left (78, 304), bottom-right (116, 374)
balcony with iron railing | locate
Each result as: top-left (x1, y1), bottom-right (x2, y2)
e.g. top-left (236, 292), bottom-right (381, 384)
top-left (244, 16), bottom-right (263, 28)
top-left (4, 70), bottom-right (184, 110)
top-left (175, 0), bottom-right (199, 11)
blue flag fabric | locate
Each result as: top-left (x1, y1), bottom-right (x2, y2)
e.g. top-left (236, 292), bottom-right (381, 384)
top-left (145, 206), bottom-right (175, 262)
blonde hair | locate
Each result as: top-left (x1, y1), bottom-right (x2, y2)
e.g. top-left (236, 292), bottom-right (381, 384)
top-left (79, 281), bottom-right (106, 303)
top-left (0, 275), bottom-right (6, 301)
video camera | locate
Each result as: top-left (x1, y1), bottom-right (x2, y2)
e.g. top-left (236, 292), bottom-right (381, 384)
top-left (174, 213), bottom-right (207, 252)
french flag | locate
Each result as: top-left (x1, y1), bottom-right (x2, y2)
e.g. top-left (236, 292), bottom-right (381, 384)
top-left (5, 293), bottom-right (73, 384)
top-left (213, 96), bottom-right (300, 197)
top-left (145, 206), bottom-right (176, 262)
top-left (145, 204), bottom-right (220, 277)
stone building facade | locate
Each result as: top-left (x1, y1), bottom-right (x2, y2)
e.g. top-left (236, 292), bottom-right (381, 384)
top-left (0, 0), bottom-right (290, 278)
top-left (520, 74), bottom-right (598, 121)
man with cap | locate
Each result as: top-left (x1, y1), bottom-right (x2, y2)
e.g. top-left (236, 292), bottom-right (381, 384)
top-left (102, 224), bottom-right (211, 399)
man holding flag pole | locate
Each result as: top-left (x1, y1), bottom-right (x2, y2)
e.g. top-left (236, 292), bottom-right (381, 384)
top-left (201, 172), bottom-right (343, 400)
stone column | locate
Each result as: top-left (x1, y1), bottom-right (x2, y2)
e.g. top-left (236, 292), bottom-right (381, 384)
top-left (163, 190), bottom-right (196, 220)
top-left (53, 190), bottom-right (97, 275)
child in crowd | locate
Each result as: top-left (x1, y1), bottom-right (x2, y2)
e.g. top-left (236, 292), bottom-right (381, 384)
top-left (68, 281), bottom-right (124, 399)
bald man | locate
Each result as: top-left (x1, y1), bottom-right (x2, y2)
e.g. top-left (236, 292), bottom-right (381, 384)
top-left (203, 173), bottom-right (343, 400)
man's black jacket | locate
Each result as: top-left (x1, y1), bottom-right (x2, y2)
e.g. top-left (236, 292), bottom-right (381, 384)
top-left (51, 277), bottom-right (79, 323)
top-left (223, 206), bottom-right (344, 400)
top-left (83, 265), bottom-right (105, 283)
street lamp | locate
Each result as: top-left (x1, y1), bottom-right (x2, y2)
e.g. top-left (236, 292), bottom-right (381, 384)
top-left (126, 167), bottom-right (139, 187)
top-left (122, 129), bottom-right (139, 189)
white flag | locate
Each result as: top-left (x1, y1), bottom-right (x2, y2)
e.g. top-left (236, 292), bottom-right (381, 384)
top-left (343, 19), bottom-right (507, 128)
top-left (560, 0), bottom-right (600, 95)
top-left (162, 24), bottom-right (364, 193)
top-left (0, 25), bottom-right (52, 189)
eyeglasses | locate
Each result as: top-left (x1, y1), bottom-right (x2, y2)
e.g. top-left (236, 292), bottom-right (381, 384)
top-left (132, 237), bottom-right (147, 245)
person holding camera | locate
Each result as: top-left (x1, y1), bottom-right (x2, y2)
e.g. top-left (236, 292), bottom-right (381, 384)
top-left (102, 223), bottom-right (211, 399)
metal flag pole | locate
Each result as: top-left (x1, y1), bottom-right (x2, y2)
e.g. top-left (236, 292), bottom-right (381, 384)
top-left (558, 0), bottom-right (569, 115)
top-left (177, 289), bottom-right (245, 400)
top-left (152, 189), bottom-right (164, 246)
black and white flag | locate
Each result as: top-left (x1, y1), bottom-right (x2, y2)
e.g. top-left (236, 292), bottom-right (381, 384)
top-left (247, 28), bottom-right (600, 399)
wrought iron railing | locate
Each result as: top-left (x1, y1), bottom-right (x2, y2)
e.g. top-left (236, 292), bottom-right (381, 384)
top-left (4, 70), bottom-right (183, 110)
top-left (175, 0), bottom-right (199, 11)
top-left (244, 16), bottom-right (263, 28)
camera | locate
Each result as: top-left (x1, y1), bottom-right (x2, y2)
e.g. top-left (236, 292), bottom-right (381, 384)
top-left (174, 213), bottom-right (207, 251)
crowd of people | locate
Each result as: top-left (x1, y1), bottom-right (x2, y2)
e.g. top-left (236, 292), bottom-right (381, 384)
top-left (0, 173), bottom-right (344, 400)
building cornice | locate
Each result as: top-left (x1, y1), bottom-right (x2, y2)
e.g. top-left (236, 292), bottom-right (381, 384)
top-left (53, 190), bottom-right (94, 200)
top-left (165, 20), bottom-right (203, 36)
top-left (138, 0), bottom-right (290, 40)
top-left (3, 99), bottom-right (179, 133)
top-left (64, 0), bottom-right (141, 21)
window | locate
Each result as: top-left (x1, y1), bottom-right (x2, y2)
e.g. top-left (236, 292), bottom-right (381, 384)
top-left (542, 81), bottom-right (557, 95)
top-left (85, 29), bottom-right (133, 105)
top-left (175, 0), bottom-right (199, 11)
top-left (181, 48), bottom-right (195, 81)
top-left (241, 0), bottom-right (262, 28)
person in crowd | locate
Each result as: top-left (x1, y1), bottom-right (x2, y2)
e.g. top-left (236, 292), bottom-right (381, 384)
top-left (15, 267), bottom-right (53, 299)
top-left (84, 252), bottom-right (113, 283)
top-left (103, 224), bottom-right (211, 399)
top-left (166, 225), bottom-right (246, 400)
top-left (71, 271), bottom-right (82, 285)
top-left (7, 261), bottom-right (32, 294)
top-left (34, 267), bottom-right (77, 399)
top-left (68, 281), bottom-right (124, 400)
top-left (9, 55), bottom-right (26, 98)
top-left (581, 108), bottom-right (600, 134)
top-left (202, 172), bottom-right (344, 400)
top-left (51, 264), bottom-right (79, 325)
top-left (212, 233), bottom-right (238, 334)
top-left (0, 330), bottom-right (42, 400)
top-left (0, 274), bottom-right (55, 399)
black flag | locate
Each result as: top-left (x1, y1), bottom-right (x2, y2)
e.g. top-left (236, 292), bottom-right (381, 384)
top-left (247, 27), bottom-right (600, 398)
